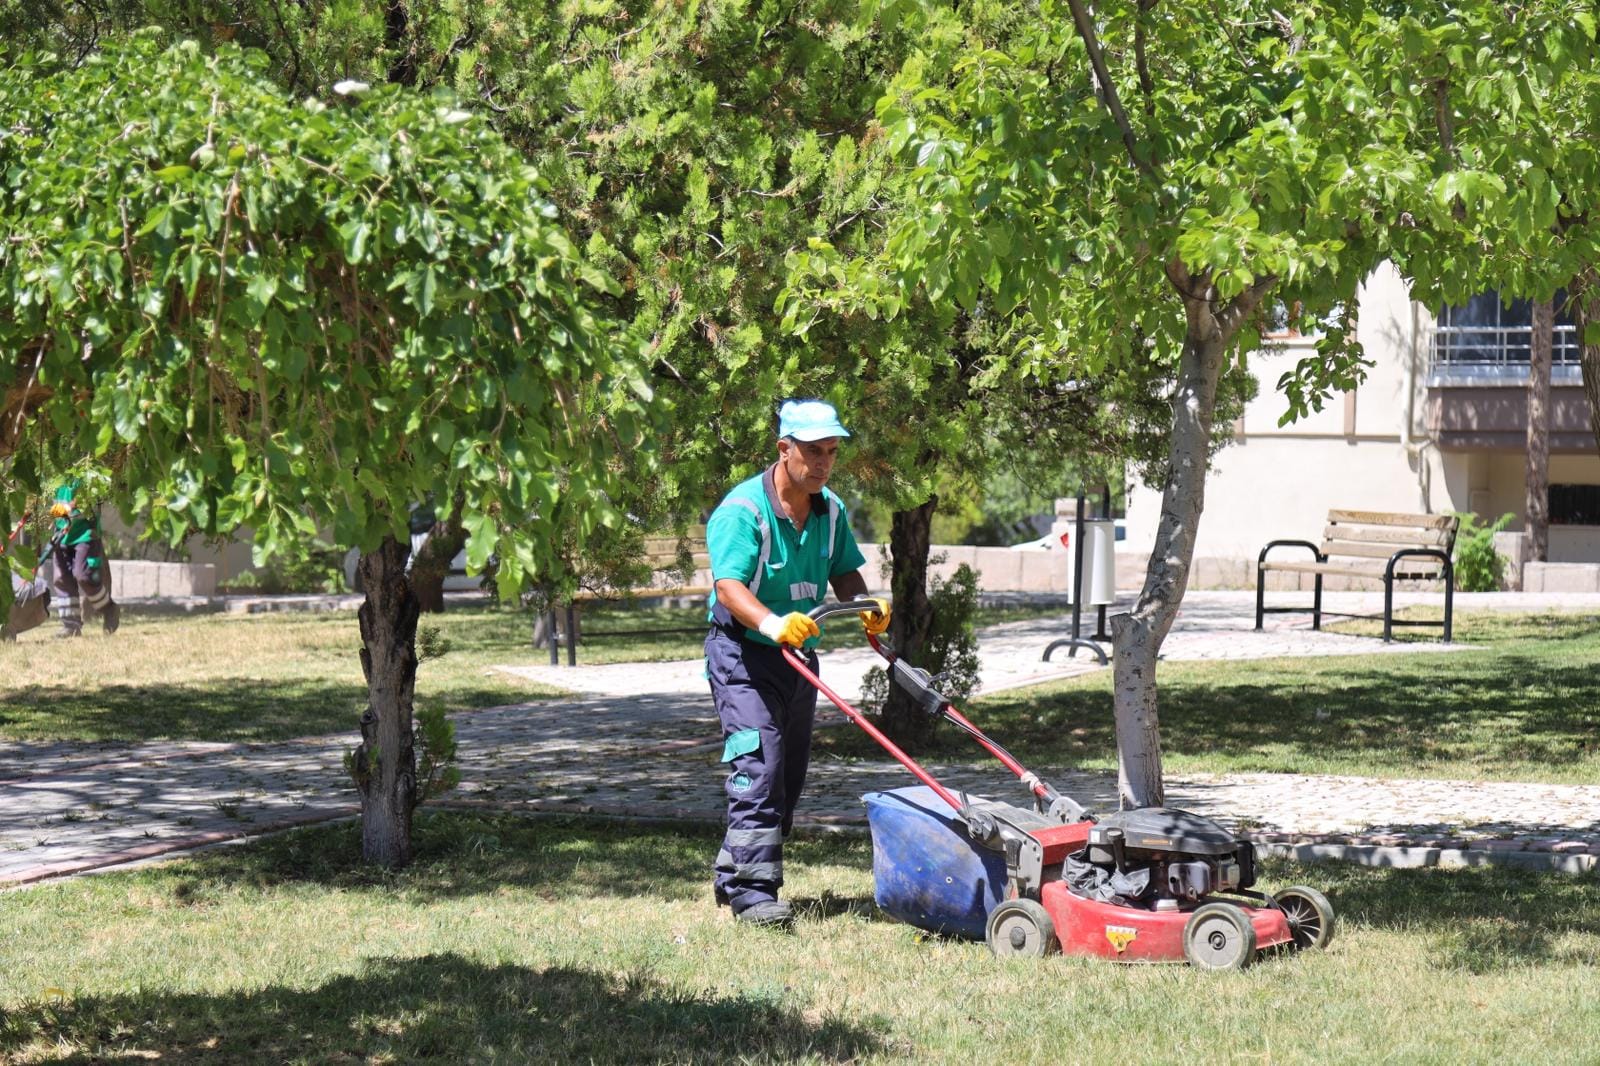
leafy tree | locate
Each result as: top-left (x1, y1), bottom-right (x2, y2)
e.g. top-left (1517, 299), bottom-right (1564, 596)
top-left (12, 2), bottom-right (1246, 753)
top-left (792, 1), bottom-right (1595, 805)
top-left (1363, 8), bottom-right (1600, 457)
top-left (0, 35), bottom-right (651, 864)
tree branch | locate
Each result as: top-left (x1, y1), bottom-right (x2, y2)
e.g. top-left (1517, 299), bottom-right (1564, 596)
top-left (1063, 0), bottom-right (1161, 180)
top-left (1134, 0), bottom-right (1156, 114)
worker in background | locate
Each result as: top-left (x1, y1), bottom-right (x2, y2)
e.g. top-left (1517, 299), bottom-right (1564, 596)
top-left (49, 479), bottom-right (120, 637)
top-left (704, 399), bottom-right (890, 927)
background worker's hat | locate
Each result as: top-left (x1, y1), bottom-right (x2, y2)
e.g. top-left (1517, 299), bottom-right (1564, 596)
top-left (778, 399), bottom-right (850, 442)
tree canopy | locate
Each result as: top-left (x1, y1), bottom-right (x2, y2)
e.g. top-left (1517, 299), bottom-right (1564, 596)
top-left (787, 0), bottom-right (1595, 802)
top-left (0, 33), bottom-right (653, 604)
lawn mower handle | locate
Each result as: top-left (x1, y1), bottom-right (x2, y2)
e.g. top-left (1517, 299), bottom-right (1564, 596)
top-left (805, 598), bottom-right (888, 624)
top-left (792, 599), bottom-right (1087, 821)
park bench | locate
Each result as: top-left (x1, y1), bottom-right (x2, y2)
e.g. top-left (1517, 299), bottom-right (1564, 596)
top-left (542, 528), bottom-right (711, 665)
top-left (1255, 510), bottom-right (1459, 642)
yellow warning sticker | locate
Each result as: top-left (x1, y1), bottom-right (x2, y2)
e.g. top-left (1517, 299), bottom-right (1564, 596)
top-left (1105, 925), bottom-right (1138, 954)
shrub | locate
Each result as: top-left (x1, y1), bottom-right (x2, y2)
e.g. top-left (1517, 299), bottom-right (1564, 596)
top-left (859, 559), bottom-right (982, 715)
top-left (1452, 512), bottom-right (1514, 591)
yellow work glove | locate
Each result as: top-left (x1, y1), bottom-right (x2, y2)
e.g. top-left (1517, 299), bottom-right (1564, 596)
top-left (49, 501), bottom-right (72, 519)
top-left (758, 611), bottom-right (821, 647)
top-left (860, 598), bottom-right (892, 637)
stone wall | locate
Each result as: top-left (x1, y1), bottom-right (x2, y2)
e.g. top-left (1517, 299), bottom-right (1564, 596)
top-left (109, 561), bottom-right (217, 600)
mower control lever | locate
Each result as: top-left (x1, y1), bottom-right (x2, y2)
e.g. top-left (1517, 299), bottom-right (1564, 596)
top-left (891, 659), bottom-right (950, 718)
top-left (806, 598), bottom-right (890, 623)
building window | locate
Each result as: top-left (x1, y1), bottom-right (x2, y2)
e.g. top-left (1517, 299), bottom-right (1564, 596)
top-left (1433, 289), bottom-right (1579, 367)
top-left (1550, 484), bottom-right (1600, 526)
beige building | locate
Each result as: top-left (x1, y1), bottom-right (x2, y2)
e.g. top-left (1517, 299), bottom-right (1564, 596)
top-left (1123, 263), bottom-right (1600, 589)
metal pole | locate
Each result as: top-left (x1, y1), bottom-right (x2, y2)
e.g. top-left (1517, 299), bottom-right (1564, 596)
top-left (548, 608), bottom-right (559, 666)
top-left (565, 603), bottom-right (577, 667)
top-left (1095, 483), bottom-right (1113, 640)
top-left (1070, 490), bottom-right (1086, 650)
top-left (1043, 485), bottom-right (1109, 666)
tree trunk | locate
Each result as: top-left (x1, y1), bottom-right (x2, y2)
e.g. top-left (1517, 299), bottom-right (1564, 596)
top-left (350, 535), bottom-right (420, 867)
top-left (879, 497), bottom-right (939, 748)
top-left (1574, 278), bottom-right (1600, 456)
top-left (410, 515), bottom-right (467, 613)
top-left (1109, 268), bottom-right (1266, 809)
top-left (384, 1), bottom-right (418, 86)
top-left (1526, 298), bottom-right (1553, 566)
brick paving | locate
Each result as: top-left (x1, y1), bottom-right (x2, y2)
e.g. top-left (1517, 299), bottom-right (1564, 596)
top-left (3, 590), bottom-right (1597, 886)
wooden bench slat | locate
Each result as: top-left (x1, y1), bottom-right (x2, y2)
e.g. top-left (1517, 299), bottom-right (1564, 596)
top-left (1318, 539), bottom-right (1448, 560)
top-left (1262, 560), bottom-right (1444, 579)
top-left (1326, 510), bottom-right (1458, 530)
top-left (1320, 524), bottom-right (1452, 548)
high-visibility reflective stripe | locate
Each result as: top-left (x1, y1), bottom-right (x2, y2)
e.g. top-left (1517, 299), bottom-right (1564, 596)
top-left (732, 861), bottom-right (782, 882)
top-left (716, 497), bottom-right (771, 596)
top-left (725, 827), bottom-right (783, 847)
top-left (788, 581), bottom-right (818, 601)
top-left (826, 496), bottom-right (839, 559)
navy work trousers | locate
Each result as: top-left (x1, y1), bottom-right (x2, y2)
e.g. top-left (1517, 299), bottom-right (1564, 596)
top-left (705, 626), bottom-right (819, 911)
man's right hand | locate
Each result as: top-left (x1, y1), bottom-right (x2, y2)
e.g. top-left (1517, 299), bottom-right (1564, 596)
top-left (759, 611), bottom-right (821, 647)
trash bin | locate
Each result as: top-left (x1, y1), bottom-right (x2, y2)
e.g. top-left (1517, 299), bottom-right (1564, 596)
top-left (1066, 518), bottom-right (1116, 606)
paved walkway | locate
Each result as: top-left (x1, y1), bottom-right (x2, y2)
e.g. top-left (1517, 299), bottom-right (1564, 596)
top-left (4, 590), bottom-right (1598, 886)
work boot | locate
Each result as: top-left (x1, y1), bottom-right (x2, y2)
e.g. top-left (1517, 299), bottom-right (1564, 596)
top-left (733, 899), bottom-right (793, 928)
top-left (101, 600), bottom-right (120, 635)
top-left (714, 885), bottom-right (731, 908)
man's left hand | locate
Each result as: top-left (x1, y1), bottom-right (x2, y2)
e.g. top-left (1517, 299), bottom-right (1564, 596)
top-left (860, 598), bottom-right (891, 636)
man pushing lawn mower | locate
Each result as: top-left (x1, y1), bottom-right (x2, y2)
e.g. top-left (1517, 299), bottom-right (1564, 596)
top-left (704, 399), bottom-right (889, 928)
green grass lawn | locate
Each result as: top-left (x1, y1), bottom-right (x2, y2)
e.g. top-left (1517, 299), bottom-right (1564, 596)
top-left (2, 812), bottom-right (1597, 1064)
top-left (0, 600), bottom-right (1064, 745)
top-left (0, 606), bottom-right (572, 744)
top-left (819, 610), bottom-right (1600, 784)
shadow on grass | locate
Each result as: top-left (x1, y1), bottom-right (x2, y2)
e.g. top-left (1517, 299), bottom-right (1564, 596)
top-left (165, 811), bottom-right (888, 914)
top-left (0, 951), bottom-right (885, 1064)
top-left (0, 679), bottom-right (524, 745)
top-left (826, 626), bottom-right (1600, 778)
top-left (1271, 859), bottom-right (1600, 974)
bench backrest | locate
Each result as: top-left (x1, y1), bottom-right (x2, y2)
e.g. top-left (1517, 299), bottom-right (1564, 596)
top-left (1320, 510), bottom-right (1459, 570)
top-left (641, 525), bottom-right (709, 568)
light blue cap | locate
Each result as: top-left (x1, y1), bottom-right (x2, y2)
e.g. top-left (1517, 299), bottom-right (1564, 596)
top-left (778, 399), bottom-right (851, 442)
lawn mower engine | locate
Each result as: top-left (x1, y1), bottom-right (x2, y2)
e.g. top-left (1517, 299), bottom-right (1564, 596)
top-left (1079, 807), bottom-right (1256, 905)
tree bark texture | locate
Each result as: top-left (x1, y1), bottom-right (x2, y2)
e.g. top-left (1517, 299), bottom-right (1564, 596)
top-left (1526, 298), bottom-right (1553, 565)
top-left (1110, 266), bottom-right (1272, 809)
top-left (880, 497), bottom-right (939, 748)
top-left (0, 347), bottom-right (48, 463)
top-left (1573, 278), bottom-right (1600, 456)
top-left (410, 515), bottom-right (467, 613)
top-left (351, 535), bottom-right (421, 867)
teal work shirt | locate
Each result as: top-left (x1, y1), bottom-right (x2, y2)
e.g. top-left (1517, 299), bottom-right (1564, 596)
top-left (51, 480), bottom-right (98, 548)
top-left (705, 465), bottom-right (868, 649)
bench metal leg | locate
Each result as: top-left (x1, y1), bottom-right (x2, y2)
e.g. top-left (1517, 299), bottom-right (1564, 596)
top-left (1382, 579), bottom-right (1393, 642)
top-left (1255, 568), bottom-right (1265, 631)
top-left (1443, 565), bottom-right (1454, 643)
top-left (566, 604), bottom-right (577, 667)
top-left (1313, 573), bottom-right (1323, 631)
top-left (549, 608), bottom-right (559, 666)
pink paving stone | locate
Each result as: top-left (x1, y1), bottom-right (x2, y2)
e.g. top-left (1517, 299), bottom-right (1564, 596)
top-left (1521, 836), bottom-right (1569, 851)
top-left (1465, 839), bottom-right (1528, 852)
top-left (1551, 841), bottom-right (1595, 853)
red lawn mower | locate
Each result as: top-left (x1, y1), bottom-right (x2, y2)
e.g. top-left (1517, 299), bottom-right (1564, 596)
top-left (789, 600), bottom-right (1334, 970)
